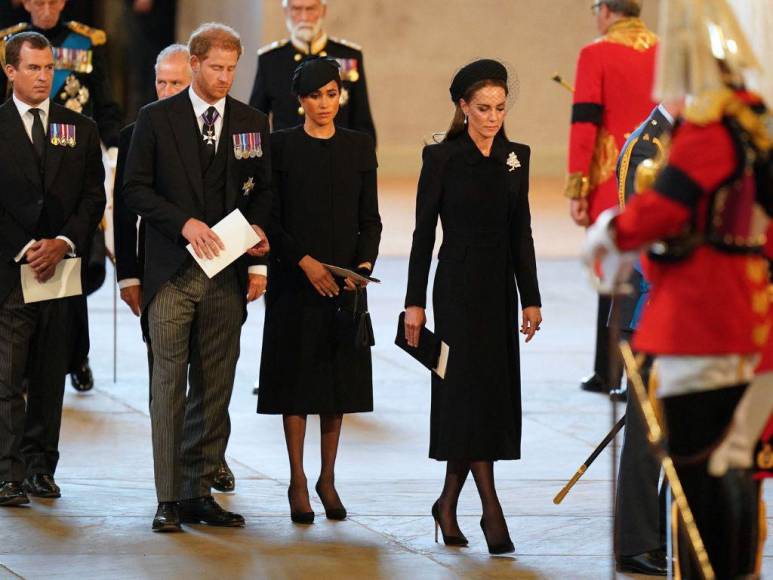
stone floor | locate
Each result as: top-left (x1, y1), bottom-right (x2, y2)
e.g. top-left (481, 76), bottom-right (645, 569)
top-left (1, 181), bottom-right (770, 579)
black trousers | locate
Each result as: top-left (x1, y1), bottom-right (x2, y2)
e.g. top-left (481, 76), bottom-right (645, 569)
top-left (0, 285), bottom-right (74, 481)
top-left (664, 385), bottom-right (758, 579)
top-left (615, 351), bottom-right (665, 557)
top-left (594, 294), bottom-right (623, 389)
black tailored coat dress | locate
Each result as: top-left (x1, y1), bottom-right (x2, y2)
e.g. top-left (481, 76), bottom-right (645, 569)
top-left (405, 131), bottom-right (540, 461)
top-left (258, 126), bottom-right (382, 415)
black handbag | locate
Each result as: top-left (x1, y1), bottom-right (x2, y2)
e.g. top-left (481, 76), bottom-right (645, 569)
top-left (336, 286), bottom-right (375, 350)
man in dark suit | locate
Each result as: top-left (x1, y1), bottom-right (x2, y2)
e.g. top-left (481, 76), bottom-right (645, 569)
top-left (0, 31), bottom-right (105, 506)
top-left (123, 22), bottom-right (271, 532)
top-left (612, 103), bottom-right (676, 577)
top-left (114, 42), bottom-right (236, 494)
top-left (249, 0), bottom-right (376, 141)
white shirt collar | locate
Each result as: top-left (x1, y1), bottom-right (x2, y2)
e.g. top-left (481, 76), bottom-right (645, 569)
top-left (188, 86), bottom-right (225, 121)
top-left (13, 94), bottom-right (50, 120)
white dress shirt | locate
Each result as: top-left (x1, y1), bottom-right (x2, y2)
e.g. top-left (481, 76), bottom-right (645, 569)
top-left (186, 87), bottom-right (267, 278)
top-left (12, 95), bottom-right (76, 263)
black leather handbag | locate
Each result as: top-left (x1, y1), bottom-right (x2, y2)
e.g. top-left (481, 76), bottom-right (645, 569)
top-left (336, 286), bottom-right (375, 350)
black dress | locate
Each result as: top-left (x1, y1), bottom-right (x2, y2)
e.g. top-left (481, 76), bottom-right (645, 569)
top-left (405, 132), bottom-right (541, 460)
top-left (258, 126), bottom-right (382, 415)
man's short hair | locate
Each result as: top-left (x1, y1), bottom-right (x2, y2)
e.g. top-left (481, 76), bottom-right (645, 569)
top-left (155, 43), bottom-right (190, 71)
top-left (601, 0), bottom-right (642, 17)
top-left (188, 22), bottom-right (242, 61)
top-left (4, 31), bottom-right (51, 68)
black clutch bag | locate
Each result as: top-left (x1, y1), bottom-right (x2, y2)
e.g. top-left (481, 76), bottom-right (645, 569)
top-left (337, 287), bottom-right (375, 350)
top-left (394, 312), bottom-right (448, 376)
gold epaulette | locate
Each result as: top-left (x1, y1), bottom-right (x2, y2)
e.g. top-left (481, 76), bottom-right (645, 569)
top-left (330, 36), bottom-right (361, 51)
top-left (564, 172), bottom-right (590, 200)
top-left (66, 21), bottom-right (106, 46)
top-left (257, 39), bottom-right (288, 56)
top-left (0, 22), bottom-right (29, 40)
top-left (602, 17), bottom-right (658, 52)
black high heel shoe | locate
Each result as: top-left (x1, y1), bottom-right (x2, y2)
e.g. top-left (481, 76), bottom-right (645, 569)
top-left (432, 501), bottom-right (468, 546)
top-left (288, 486), bottom-right (314, 524)
top-left (480, 517), bottom-right (514, 555)
top-left (315, 481), bottom-right (347, 520)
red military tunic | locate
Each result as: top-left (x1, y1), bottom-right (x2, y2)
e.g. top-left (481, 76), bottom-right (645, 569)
top-left (614, 91), bottom-right (771, 355)
top-left (566, 17), bottom-right (658, 223)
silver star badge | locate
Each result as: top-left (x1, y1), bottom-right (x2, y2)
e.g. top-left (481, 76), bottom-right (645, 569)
top-left (507, 151), bottom-right (521, 172)
top-left (242, 177), bottom-right (255, 196)
top-left (203, 130), bottom-right (216, 145)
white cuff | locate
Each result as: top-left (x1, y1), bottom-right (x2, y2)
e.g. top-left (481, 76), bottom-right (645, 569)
top-left (106, 146), bottom-right (119, 168)
top-left (14, 239), bottom-right (37, 263)
top-left (248, 265), bottom-right (268, 277)
top-left (118, 278), bottom-right (142, 289)
top-left (56, 236), bottom-right (76, 257)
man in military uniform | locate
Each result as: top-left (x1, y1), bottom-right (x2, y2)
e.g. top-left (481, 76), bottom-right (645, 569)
top-left (611, 103), bottom-right (676, 577)
top-left (249, 0), bottom-right (376, 141)
top-left (565, 0), bottom-right (658, 395)
top-left (584, 0), bottom-right (772, 574)
top-left (0, 0), bottom-right (124, 392)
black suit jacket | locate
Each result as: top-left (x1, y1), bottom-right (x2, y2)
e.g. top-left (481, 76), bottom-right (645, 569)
top-left (113, 122), bottom-right (144, 282)
top-left (0, 99), bottom-right (105, 302)
top-left (122, 90), bottom-right (273, 312)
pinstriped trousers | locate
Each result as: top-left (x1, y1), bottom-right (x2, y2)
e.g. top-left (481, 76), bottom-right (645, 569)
top-left (148, 262), bottom-right (242, 502)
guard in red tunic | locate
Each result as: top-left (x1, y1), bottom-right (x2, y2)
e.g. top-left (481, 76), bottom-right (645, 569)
top-left (584, 1), bottom-right (772, 576)
top-left (565, 0), bottom-right (658, 394)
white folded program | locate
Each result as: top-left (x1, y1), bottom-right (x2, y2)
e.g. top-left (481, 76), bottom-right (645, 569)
top-left (580, 208), bottom-right (637, 296)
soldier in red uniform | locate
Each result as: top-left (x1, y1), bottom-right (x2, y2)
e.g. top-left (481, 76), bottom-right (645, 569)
top-left (584, 0), bottom-right (772, 576)
top-left (565, 0), bottom-right (658, 394)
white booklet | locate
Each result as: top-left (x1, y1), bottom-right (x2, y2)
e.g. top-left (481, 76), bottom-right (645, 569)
top-left (186, 209), bottom-right (261, 279)
top-left (433, 342), bottom-right (450, 379)
top-left (20, 257), bottom-right (83, 304)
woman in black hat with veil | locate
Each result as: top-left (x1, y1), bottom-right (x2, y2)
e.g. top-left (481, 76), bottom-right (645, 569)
top-left (258, 57), bottom-right (382, 524)
top-left (403, 59), bottom-right (542, 554)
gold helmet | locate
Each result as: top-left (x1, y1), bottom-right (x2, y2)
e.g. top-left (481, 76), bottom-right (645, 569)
top-left (654, 0), bottom-right (761, 102)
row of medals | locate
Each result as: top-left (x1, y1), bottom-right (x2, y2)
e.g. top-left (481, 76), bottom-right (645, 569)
top-left (234, 147), bottom-right (262, 160)
top-left (51, 135), bottom-right (76, 147)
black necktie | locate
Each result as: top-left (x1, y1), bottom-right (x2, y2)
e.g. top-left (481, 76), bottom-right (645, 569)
top-left (201, 106), bottom-right (219, 166)
top-left (30, 107), bottom-right (46, 162)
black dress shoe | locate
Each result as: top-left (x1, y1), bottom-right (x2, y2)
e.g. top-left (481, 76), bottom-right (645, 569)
top-left (609, 387), bottom-right (628, 402)
top-left (0, 481), bottom-right (29, 507)
top-left (616, 549), bottom-right (667, 576)
top-left (179, 496), bottom-right (245, 527)
top-left (580, 373), bottom-right (609, 393)
top-left (70, 358), bottom-right (94, 392)
top-left (153, 502), bottom-right (182, 533)
top-left (23, 474), bottom-right (61, 498)
top-left (288, 487), bottom-right (315, 524)
top-left (212, 463), bottom-right (235, 493)
top-left (315, 481), bottom-right (347, 521)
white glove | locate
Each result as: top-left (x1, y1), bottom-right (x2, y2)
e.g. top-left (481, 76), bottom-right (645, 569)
top-left (580, 208), bottom-right (637, 295)
top-left (708, 372), bottom-right (773, 476)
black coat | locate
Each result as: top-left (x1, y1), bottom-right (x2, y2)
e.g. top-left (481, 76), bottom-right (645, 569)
top-left (405, 132), bottom-right (540, 461)
top-left (0, 100), bottom-right (106, 365)
top-left (122, 90), bottom-right (273, 315)
top-left (0, 21), bottom-right (123, 147)
top-left (113, 122), bottom-right (145, 282)
top-left (249, 37), bottom-right (376, 142)
top-left (258, 126), bottom-right (381, 415)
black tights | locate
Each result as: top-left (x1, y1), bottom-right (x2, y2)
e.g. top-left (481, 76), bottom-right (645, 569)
top-left (436, 459), bottom-right (511, 544)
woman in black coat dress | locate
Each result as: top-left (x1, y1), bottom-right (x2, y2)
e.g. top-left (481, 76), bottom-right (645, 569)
top-left (258, 58), bottom-right (382, 523)
top-left (403, 60), bottom-right (542, 554)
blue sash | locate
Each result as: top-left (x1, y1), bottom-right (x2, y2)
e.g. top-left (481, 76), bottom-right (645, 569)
top-left (51, 31), bottom-right (91, 97)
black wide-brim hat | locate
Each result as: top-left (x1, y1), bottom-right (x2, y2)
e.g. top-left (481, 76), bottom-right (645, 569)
top-left (449, 59), bottom-right (508, 102)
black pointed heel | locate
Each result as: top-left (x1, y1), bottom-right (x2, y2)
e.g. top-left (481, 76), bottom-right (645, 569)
top-left (315, 481), bottom-right (347, 520)
top-left (432, 500), bottom-right (468, 546)
top-left (480, 517), bottom-right (515, 555)
top-left (288, 487), bottom-right (314, 524)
